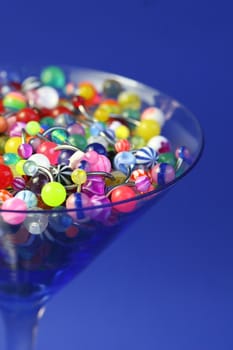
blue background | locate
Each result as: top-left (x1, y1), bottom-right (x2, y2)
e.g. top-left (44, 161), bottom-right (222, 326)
top-left (0, 0), bottom-right (232, 349)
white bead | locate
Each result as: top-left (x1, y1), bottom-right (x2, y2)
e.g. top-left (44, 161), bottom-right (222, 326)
top-left (36, 86), bottom-right (59, 109)
top-left (147, 135), bottom-right (170, 152)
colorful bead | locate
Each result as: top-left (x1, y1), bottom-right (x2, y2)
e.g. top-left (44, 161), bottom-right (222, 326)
top-left (103, 79), bottom-right (122, 98)
top-left (71, 169), bottom-right (87, 187)
top-left (3, 92), bottom-right (27, 111)
top-left (24, 207), bottom-right (49, 234)
top-left (0, 164), bottom-right (13, 188)
top-left (25, 121), bottom-right (41, 136)
top-left (135, 147), bottom-right (159, 168)
top-left (41, 182), bottom-right (66, 207)
top-left (85, 142), bottom-right (107, 156)
top-left (15, 190), bottom-right (38, 208)
top-left (12, 177), bottom-right (26, 191)
top-left (17, 143), bottom-right (33, 159)
top-left (28, 154), bottom-right (50, 168)
top-left (151, 163), bottom-right (175, 185)
top-left (118, 91), bottom-right (141, 110)
top-left (5, 136), bottom-right (22, 154)
top-left (135, 119), bottom-right (161, 142)
top-left (66, 192), bottom-right (90, 221)
top-left (135, 175), bottom-right (151, 193)
top-left (37, 141), bottom-right (60, 165)
top-left (40, 66), bottom-right (66, 89)
top-left (36, 86), bottom-right (59, 109)
top-left (1, 198), bottom-right (27, 224)
top-left (147, 135), bottom-right (171, 153)
top-left (115, 139), bottom-right (131, 153)
top-left (115, 125), bottom-right (130, 139)
top-left (0, 189), bottom-right (13, 202)
top-left (110, 186), bottom-right (137, 212)
top-left (114, 151), bottom-right (136, 175)
top-left (175, 146), bottom-right (191, 163)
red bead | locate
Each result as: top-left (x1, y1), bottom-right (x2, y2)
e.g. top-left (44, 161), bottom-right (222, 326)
top-left (0, 164), bottom-right (13, 189)
top-left (111, 185), bottom-right (137, 212)
top-left (17, 108), bottom-right (40, 123)
top-left (114, 139), bottom-right (131, 153)
top-left (72, 95), bottom-right (86, 109)
top-left (0, 99), bottom-right (5, 113)
top-left (10, 81), bottom-right (21, 90)
top-left (50, 106), bottom-right (72, 117)
top-left (37, 141), bottom-right (61, 165)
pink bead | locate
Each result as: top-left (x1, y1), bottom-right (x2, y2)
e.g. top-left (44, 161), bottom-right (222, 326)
top-left (89, 154), bottom-right (111, 172)
top-left (1, 198), bottom-right (27, 224)
top-left (151, 163), bottom-right (175, 185)
top-left (84, 150), bottom-right (99, 165)
top-left (66, 192), bottom-right (90, 222)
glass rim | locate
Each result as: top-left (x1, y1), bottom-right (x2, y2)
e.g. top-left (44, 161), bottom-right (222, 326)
top-left (0, 65), bottom-right (205, 214)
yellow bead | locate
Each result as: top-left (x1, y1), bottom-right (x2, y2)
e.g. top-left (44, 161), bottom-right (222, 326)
top-left (118, 91), bottom-right (141, 110)
top-left (94, 108), bottom-right (110, 123)
top-left (115, 125), bottom-right (130, 139)
top-left (5, 137), bottom-right (22, 154)
top-left (100, 102), bottom-right (122, 115)
top-left (71, 169), bottom-right (87, 185)
top-left (79, 84), bottom-right (95, 100)
top-left (15, 160), bottom-right (26, 175)
top-left (135, 120), bottom-right (161, 141)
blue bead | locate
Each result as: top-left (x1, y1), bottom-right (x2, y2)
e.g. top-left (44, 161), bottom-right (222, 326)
top-left (90, 122), bottom-right (105, 136)
top-left (49, 210), bottom-right (73, 232)
top-left (15, 190), bottom-right (38, 208)
top-left (114, 151), bottom-right (136, 175)
top-left (135, 147), bottom-right (159, 168)
top-left (85, 142), bottom-right (107, 156)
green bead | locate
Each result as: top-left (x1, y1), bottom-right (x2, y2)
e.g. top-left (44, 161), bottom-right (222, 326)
top-left (41, 182), bottom-right (66, 207)
top-left (158, 152), bottom-right (177, 167)
top-left (123, 109), bottom-right (140, 120)
top-left (41, 66), bottom-right (66, 89)
top-left (130, 135), bottom-right (146, 149)
top-left (40, 117), bottom-right (55, 127)
top-left (51, 129), bottom-right (68, 144)
top-left (3, 153), bottom-right (21, 165)
top-left (68, 134), bottom-right (87, 150)
top-left (25, 121), bottom-right (41, 136)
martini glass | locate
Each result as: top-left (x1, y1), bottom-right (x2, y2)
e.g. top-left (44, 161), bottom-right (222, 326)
top-left (0, 65), bottom-right (204, 350)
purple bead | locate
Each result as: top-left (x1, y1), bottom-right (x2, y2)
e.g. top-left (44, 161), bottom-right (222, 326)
top-left (29, 137), bottom-right (43, 152)
top-left (18, 144), bottom-right (33, 159)
top-left (88, 195), bottom-right (111, 222)
top-left (82, 175), bottom-right (106, 196)
top-left (12, 177), bottom-right (26, 191)
top-left (58, 149), bottom-right (74, 165)
top-left (135, 175), bottom-right (151, 192)
top-left (27, 173), bottom-right (49, 194)
top-left (9, 122), bottom-right (26, 137)
top-left (67, 123), bottom-right (85, 136)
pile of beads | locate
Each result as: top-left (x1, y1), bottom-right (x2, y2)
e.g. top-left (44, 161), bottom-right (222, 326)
top-left (0, 66), bottom-right (192, 227)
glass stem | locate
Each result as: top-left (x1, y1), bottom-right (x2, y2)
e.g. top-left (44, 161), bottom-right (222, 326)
top-left (1, 301), bottom-right (46, 350)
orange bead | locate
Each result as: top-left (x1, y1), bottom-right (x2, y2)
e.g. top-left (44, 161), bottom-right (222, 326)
top-left (0, 116), bottom-right (8, 133)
